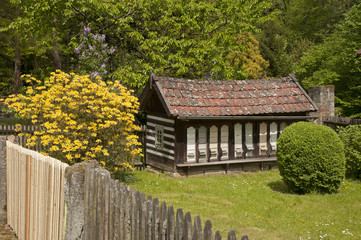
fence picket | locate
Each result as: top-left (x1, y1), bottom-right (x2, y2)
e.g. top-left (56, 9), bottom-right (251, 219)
top-left (167, 206), bottom-right (175, 240)
top-left (175, 208), bottom-right (184, 240)
top-left (123, 186), bottom-right (131, 240)
top-left (85, 167), bottom-right (96, 240)
top-left (146, 195), bottom-right (153, 240)
top-left (227, 230), bottom-right (237, 240)
top-left (103, 172), bottom-right (110, 240)
top-left (204, 220), bottom-right (213, 240)
top-left (184, 212), bottom-right (192, 240)
top-left (160, 201), bottom-right (167, 240)
top-left (153, 198), bottom-right (160, 240)
top-left (193, 216), bottom-right (202, 240)
top-left (140, 193), bottom-right (147, 240)
top-left (215, 231), bottom-right (222, 240)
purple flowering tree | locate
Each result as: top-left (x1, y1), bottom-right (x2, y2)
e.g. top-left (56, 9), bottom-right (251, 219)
top-left (74, 26), bottom-right (115, 79)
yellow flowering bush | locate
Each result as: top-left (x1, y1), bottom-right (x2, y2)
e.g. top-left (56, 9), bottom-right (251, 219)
top-left (5, 70), bottom-right (142, 168)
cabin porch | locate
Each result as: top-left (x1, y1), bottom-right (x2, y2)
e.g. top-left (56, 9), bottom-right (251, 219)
top-left (176, 157), bottom-right (277, 176)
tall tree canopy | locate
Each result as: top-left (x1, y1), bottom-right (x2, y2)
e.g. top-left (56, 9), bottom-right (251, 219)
top-left (295, 3), bottom-right (361, 117)
top-left (1, 0), bottom-right (276, 93)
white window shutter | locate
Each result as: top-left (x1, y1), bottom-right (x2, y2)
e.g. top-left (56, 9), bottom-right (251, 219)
top-left (198, 126), bottom-right (207, 163)
top-left (259, 122), bottom-right (268, 155)
top-left (234, 123), bottom-right (243, 158)
top-left (221, 125), bottom-right (229, 160)
top-left (245, 123), bottom-right (254, 157)
top-left (270, 122), bottom-right (278, 154)
top-left (187, 127), bottom-right (196, 162)
top-left (209, 126), bottom-right (218, 160)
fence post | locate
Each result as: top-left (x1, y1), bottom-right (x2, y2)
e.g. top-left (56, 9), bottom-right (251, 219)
top-left (63, 162), bottom-right (87, 240)
top-left (0, 136), bottom-right (7, 224)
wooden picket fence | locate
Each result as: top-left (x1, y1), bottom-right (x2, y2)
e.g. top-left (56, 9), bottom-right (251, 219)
top-left (81, 165), bottom-right (246, 240)
top-left (4, 140), bottom-right (246, 239)
top-left (6, 141), bottom-right (68, 240)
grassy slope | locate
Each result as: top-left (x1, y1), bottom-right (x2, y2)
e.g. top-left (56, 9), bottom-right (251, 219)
top-left (130, 170), bottom-right (361, 240)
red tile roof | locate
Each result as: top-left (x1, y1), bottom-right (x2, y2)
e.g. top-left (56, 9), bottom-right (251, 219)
top-left (149, 75), bottom-right (317, 117)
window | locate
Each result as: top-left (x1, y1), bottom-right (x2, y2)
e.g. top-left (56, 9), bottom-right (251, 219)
top-left (270, 122), bottom-right (277, 155)
top-left (155, 126), bottom-right (164, 149)
top-left (187, 127), bottom-right (196, 162)
top-left (198, 126), bottom-right (207, 163)
top-left (245, 123), bottom-right (254, 157)
top-left (259, 122), bottom-right (268, 155)
top-left (234, 123), bottom-right (243, 158)
top-left (209, 126), bottom-right (218, 160)
top-left (220, 125), bottom-right (229, 160)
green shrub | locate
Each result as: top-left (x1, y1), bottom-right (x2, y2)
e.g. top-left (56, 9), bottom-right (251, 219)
top-left (277, 122), bottom-right (345, 194)
top-left (338, 125), bottom-right (361, 179)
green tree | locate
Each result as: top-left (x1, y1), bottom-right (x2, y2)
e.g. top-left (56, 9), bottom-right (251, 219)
top-left (295, 3), bottom-right (361, 117)
top-left (4, 0), bottom-right (278, 93)
top-left (226, 32), bottom-right (269, 79)
top-left (257, 0), bottom-right (359, 78)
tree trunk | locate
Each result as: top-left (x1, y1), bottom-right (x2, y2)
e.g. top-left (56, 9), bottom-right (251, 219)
top-left (14, 37), bottom-right (21, 93)
top-left (52, 30), bottom-right (62, 70)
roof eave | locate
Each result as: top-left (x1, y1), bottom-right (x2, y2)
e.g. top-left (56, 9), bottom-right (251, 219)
top-left (177, 115), bottom-right (317, 121)
top-left (290, 75), bottom-right (319, 112)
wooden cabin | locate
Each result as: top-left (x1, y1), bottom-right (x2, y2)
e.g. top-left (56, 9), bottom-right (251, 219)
top-left (139, 74), bottom-right (318, 175)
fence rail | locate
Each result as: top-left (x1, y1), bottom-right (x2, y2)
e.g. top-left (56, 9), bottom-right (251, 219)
top-left (0, 124), bottom-right (35, 135)
top-left (6, 141), bottom-right (68, 240)
top-left (322, 116), bottom-right (361, 125)
top-left (322, 116), bottom-right (361, 130)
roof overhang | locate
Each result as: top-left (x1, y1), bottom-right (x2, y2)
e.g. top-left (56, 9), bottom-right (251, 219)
top-left (177, 115), bottom-right (317, 121)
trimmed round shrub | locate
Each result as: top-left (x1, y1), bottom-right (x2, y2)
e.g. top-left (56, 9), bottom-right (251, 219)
top-left (277, 122), bottom-right (345, 194)
top-left (338, 125), bottom-right (361, 179)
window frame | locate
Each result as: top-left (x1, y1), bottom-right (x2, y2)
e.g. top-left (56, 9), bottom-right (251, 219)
top-left (155, 125), bottom-right (164, 149)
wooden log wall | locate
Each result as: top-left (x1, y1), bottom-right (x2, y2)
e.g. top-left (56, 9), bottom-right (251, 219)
top-left (83, 164), bottom-right (248, 240)
top-left (6, 141), bottom-right (68, 240)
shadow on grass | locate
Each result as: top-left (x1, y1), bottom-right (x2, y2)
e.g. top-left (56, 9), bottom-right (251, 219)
top-left (268, 180), bottom-right (291, 194)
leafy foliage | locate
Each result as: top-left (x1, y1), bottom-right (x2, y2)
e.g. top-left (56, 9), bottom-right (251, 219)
top-left (73, 26), bottom-right (115, 79)
top-left (338, 125), bottom-right (361, 179)
top-left (1, 0), bottom-right (277, 95)
top-left (277, 122), bottom-right (346, 194)
top-left (295, 3), bottom-right (361, 117)
top-left (4, 71), bottom-right (142, 169)
top-left (226, 32), bottom-right (269, 79)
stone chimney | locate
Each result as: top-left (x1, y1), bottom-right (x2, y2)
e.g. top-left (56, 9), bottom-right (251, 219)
top-left (308, 85), bottom-right (335, 124)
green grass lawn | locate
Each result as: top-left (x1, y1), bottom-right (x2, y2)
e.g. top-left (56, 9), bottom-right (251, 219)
top-left (130, 169), bottom-right (361, 240)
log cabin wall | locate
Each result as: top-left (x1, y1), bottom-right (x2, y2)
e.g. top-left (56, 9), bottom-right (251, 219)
top-left (177, 118), bottom-right (301, 165)
top-left (145, 114), bottom-right (176, 172)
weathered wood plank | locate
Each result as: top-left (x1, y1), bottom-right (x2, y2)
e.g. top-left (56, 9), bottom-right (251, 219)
top-left (227, 230), bottom-right (236, 240)
top-left (184, 212), bottom-right (192, 240)
top-left (193, 216), bottom-right (202, 240)
top-left (146, 195), bottom-right (153, 240)
top-left (153, 198), bottom-right (160, 240)
top-left (103, 173), bottom-right (110, 240)
top-left (167, 206), bottom-right (175, 240)
top-left (140, 193), bottom-right (146, 240)
top-left (123, 186), bottom-right (131, 240)
top-left (204, 220), bottom-right (213, 240)
top-left (160, 201), bottom-right (167, 240)
top-left (175, 208), bottom-right (184, 240)
top-left (84, 167), bottom-right (96, 240)
top-left (215, 230), bottom-right (222, 240)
